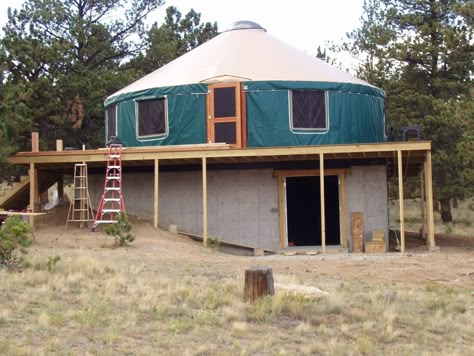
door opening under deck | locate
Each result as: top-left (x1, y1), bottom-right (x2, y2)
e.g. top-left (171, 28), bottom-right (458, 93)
top-left (286, 175), bottom-right (340, 246)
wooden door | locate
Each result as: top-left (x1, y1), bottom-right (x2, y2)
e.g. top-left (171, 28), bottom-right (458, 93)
top-left (207, 83), bottom-right (242, 148)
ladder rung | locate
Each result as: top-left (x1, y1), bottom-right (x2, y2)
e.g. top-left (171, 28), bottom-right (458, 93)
top-left (73, 209), bottom-right (90, 211)
top-left (108, 166), bottom-right (120, 169)
top-left (95, 220), bottom-right (117, 224)
top-left (104, 198), bottom-right (121, 202)
top-left (106, 176), bottom-right (120, 180)
top-left (74, 198), bottom-right (89, 200)
top-left (105, 187), bottom-right (120, 191)
top-left (109, 155), bottom-right (120, 158)
top-left (102, 209), bottom-right (121, 213)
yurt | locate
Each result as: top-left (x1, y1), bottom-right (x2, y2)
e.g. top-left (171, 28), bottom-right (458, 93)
top-left (104, 21), bottom-right (385, 149)
top-left (93, 21), bottom-right (391, 253)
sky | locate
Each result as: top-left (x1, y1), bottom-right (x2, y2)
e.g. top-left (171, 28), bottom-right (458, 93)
top-left (0, 0), bottom-right (364, 67)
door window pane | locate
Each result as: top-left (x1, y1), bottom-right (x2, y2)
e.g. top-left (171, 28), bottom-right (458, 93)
top-left (215, 122), bottom-right (237, 144)
top-left (214, 87), bottom-right (236, 118)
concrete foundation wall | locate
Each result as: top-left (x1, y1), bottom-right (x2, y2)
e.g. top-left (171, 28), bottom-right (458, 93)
top-left (90, 169), bottom-right (281, 251)
top-left (90, 164), bottom-right (389, 252)
top-left (345, 165), bottom-right (389, 251)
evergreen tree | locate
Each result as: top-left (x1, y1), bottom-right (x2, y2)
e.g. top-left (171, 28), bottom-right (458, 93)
top-left (0, 49), bottom-right (31, 177)
top-left (345, 0), bottom-right (473, 222)
top-left (134, 6), bottom-right (218, 75)
top-left (1, 0), bottom-right (164, 149)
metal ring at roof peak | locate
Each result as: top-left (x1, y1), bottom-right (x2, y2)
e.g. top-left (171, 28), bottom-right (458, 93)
top-left (225, 20), bottom-right (266, 32)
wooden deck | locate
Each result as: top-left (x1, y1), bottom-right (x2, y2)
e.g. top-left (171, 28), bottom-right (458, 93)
top-left (9, 141), bottom-right (430, 170)
top-left (7, 140), bottom-right (435, 254)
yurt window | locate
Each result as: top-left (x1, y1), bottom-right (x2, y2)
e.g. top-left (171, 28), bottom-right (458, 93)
top-left (106, 105), bottom-right (117, 140)
top-left (290, 90), bottom-right (327, 130)
top-left (136, 98), bottom-right (167, 138)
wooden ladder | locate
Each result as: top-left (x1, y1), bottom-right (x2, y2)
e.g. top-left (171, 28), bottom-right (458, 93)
top-left (93, 144), bottom-right (125, 229)
top-left (65, 163), bottom-right (94, 229)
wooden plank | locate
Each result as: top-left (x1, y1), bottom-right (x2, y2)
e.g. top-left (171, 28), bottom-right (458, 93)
top-left (31, 132), bottom-right (39, 152)
top-left (397, 150), bottom-right (405, 253)
top-left (154, 159), bottom-right (159, 229)
top-left (320, 153), bottom-right (326, 254)
top-left (57, 175), bottom-right (64, 200)
top-left (340, 173), bottom-right (347, 248)
top-left (420, 168), bottom-right (426, 241)
top-left (425, 151), bottom-right (435, 248)
top-left (278, 175), bottom-right (285, 249)
top-left (8, 141), bottom-right (432, 165)
top-left (241, 85), bottom-right (247, 148)
top-left (274, 168), bottom-right (350, 178)
top-left (29, 162), bottom-right (35, 227)
top-left (206, 90), bottom-right (212, 143)
top-left (0, 211), bottom-right (46, 216)
top-left (56, 139), bottom-right (63, 152)
top-left (202, 157), bottom-right (208, 245)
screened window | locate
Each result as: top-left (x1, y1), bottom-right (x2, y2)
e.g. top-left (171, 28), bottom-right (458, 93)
top-left (106, 105), bottom-right (117, 140)
top-left (291, 90), bottom-right (327, 130)
top-left (136, 98), bottom-right (167, 137)
top-left (215, 122), bottom-right (237, 144)
top-left (213, 87), bottom-right (236, 118)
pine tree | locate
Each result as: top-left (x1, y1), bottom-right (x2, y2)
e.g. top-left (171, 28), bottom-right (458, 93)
top-left (134, 6), bottom-right (218, 75)
top-left (1, 0), bottom-right (164, 149)
top-left (344, 0), bottom-right (474, 222)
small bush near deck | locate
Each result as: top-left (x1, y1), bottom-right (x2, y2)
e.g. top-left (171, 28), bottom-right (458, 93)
top-left (0, 215), bottom-right (32, 268)
top-left (104, 212), bottom-right (134, 246)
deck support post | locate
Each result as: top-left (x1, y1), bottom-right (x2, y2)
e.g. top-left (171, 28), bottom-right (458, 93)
top-left (29, 162), bottom-right (36, 227)
top-left (57, 175), bottom-right (64, 201)
top-left (202, 157), bottom-right (208, 245)
top-left (340, 173), bottom-right (347, 249)
top-left (153, 159), bottom-right (159, 229)
top-left (397, 150), bottom-right (405, 253)
top-left (420, 168), bottom-right (426, 242)
top-left (424, 151), bottom-right (435, 249)
top-left (319, 153), bottom-right (326, 254)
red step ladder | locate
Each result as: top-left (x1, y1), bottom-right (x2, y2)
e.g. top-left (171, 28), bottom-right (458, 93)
top-left (93, 144), bottom-right (125, 229)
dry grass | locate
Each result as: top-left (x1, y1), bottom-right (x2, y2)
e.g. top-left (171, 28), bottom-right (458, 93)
top-left (390, 198), bottom-right (474, 236)
top-left (1, 254), bottom-right (473, 355)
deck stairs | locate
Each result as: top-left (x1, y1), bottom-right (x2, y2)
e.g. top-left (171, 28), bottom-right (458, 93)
top-left (0, 174), bottom-right (59, 211)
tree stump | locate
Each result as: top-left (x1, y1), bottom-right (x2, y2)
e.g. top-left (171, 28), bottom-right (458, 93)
top-left (243, 266), bottom-right (274, 302)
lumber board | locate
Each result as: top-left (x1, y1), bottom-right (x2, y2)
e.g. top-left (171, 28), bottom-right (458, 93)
top-left (154, 159), bottom-right (159, 229)
top-left (9, 141), bottom-right (432, 166)
top-left (320, 153), bottom-right (326, 254)
top-left (340, 173), bottom-right (347, 248)
top-left (397, 150), bottom-right (405, 253)
top-left (202, 157), bottom-right (208, 245)
top-left (0, 211), bottom-right (46, 216)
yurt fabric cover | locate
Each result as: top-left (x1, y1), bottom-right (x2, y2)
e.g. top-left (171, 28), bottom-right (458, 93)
top-left (105, 21), bottom-right (386, 147)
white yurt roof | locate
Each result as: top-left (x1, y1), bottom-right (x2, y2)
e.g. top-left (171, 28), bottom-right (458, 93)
top-left (108, 21), bottom-right (372, 100)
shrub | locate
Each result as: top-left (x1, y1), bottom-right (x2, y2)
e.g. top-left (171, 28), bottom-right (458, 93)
top-left (0, 215), bottom-right (32, 268)
top-left (104, 212), bottom-right (134, 247)
top-left (206, 237), bottom-right (220, 251)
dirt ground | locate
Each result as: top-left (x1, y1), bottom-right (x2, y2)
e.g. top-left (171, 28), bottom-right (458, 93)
top-left (31, 207), bottom-right (474, 289)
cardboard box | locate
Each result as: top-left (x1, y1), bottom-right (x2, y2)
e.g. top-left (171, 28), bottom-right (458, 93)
top-left (365, 241), bottom-right (385, 253)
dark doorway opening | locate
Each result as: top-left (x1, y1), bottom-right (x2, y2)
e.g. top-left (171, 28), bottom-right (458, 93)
top-left (286, 175), bottom-right (340, 246)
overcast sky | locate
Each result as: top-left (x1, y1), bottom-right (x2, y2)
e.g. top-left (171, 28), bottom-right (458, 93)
top-left (0, 0), bottom-right (364, 67)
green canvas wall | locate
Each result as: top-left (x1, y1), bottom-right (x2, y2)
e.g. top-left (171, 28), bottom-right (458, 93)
top-left (244, 81), bottom-right (385, 146)
top-left (105, 81), bottom-right (385, 148)
top-left (105, 84), bottom-right (207, 147)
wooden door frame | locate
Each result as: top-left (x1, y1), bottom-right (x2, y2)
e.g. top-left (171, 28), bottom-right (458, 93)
top-left (274, 169), bottom-right (349, 250)
top-left (206, 82), bottom-right (244, 148)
